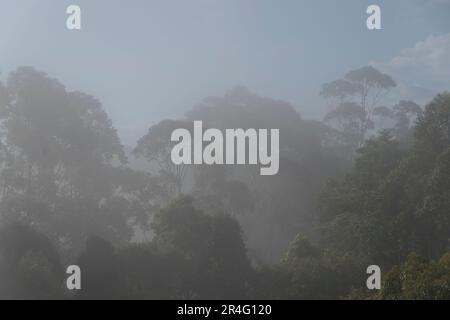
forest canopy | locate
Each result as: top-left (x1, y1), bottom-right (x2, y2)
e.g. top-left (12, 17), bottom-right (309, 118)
top-left (0, 66), bottom-right (448, 300)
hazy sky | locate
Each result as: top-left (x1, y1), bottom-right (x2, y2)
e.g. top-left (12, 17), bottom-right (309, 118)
top-left (1, 0), bottom-right (449, 144)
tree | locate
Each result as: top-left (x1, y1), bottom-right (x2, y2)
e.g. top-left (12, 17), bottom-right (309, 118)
top-left (76, 236), bottom-right (126, 299)
top-left (319, 93), bottom-right (450, 273)
top-left (0, 67), bottom-right (126, 202)
top-left (185, 86), bottom-right (347, 263)
top-left (119, 243), bottom-right (187, 299)
top-left (152, 196), bottom-right (253, 299)
top-left (321, 66), bottom-right (396, 152)
top-left (0, 223), bottom-right (63, 299)
top-left (192, 165), bottom-right (254, 217)
top-left (273, 234), bottom-right (350, 299)
top-left (0, 67), bottom-right (150, 255)
top-left (379, 253), bottom-right (450, 300)
top-left (134, 119), bottom-right (192, 195)
top-left (415, 92), bottom-right (450, 157)
top-left (391, 100), bottom-right (422, 144)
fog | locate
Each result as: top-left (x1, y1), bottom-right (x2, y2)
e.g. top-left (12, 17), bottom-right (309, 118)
top-left (0, 0), bottom-right (449, 299)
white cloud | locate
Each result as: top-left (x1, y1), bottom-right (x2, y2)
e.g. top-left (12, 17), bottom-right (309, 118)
top-left (371, 33), bottom-right (450, 105)
top-left (374, 33), bottom-right (450, 85)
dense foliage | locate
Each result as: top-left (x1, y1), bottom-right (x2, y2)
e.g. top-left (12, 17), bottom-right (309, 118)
top-left (0, 66), bottom-right (448, 299)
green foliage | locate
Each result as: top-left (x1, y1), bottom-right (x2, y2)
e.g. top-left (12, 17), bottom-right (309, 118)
top-left (320, 93), bottom-right (450, 287)
top-left (255, 234), bottom-right (357, 300)
top-left (380, 253), bottom-right (450, 300)
top-left (0, 66), bottom-right (449, 300)
top-left (351, 252), bottom-right (450, 300)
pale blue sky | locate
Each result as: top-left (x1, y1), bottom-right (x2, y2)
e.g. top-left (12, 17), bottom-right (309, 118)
top-left (1, 0), bottom-right (449, 144)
